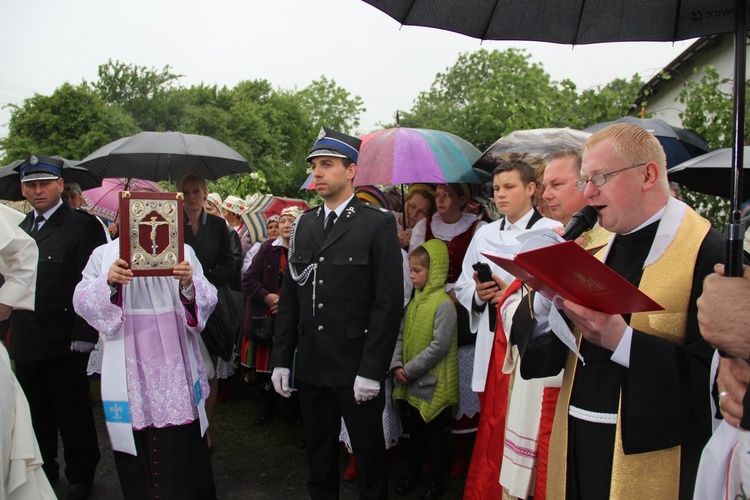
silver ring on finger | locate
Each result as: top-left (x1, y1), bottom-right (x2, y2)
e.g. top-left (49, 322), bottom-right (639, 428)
top-left (719, 391), bottom-right (730, 406)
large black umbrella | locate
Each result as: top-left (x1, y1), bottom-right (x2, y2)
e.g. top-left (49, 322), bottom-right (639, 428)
top-left (78, 131), bottom-right (251, 183)
top-left (363, 0), bottom-right (747, 274)
top-left (668, 147), bottom-right (750, 199)
top-left (0, 156), bottom-right (102, 201)
top-left (584, 117), bottom-right (711, 169)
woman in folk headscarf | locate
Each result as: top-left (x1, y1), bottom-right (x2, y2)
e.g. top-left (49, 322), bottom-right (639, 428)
top-left (241, 206), bottom-right (303, 424)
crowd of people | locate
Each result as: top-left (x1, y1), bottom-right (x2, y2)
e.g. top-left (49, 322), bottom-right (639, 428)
top-left (0, 122), bottom-right (749, 500)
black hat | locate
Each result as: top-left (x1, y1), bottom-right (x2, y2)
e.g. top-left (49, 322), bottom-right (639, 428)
top-left (306, 127), bottom-right (361, 164)
top-left (17, 154), bottom-right (63, 182)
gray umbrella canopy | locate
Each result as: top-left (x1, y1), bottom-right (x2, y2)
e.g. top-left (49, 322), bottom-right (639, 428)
top-left (0, 156), bottom-right (102, 201)
top-left (474, 128), bottom-right (590, 173)
top-left (79, 131), bottom-right (251, 182)
top-left (668, 147), bottom-right (750, 199)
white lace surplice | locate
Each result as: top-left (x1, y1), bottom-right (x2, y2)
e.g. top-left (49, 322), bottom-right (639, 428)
top-left (74, 243), bottom-right (216, 430)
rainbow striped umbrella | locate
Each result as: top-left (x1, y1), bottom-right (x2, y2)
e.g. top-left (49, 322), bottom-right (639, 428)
top-left (353, 127), bottom-right (483, 186)
top-left (240, 194), bottom-right (310, 243)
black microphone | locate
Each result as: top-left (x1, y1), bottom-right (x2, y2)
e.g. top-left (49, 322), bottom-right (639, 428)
top-left (563, 205), bottom-right (598, 241)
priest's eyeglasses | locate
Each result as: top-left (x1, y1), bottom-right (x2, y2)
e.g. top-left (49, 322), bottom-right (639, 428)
top-left (575, 163), bottom-right (646, 192)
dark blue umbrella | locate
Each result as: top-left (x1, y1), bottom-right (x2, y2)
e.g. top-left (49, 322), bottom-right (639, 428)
top-left (583, 117), bottom-right (711, 170)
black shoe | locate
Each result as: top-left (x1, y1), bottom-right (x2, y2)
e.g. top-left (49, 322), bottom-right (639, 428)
top-left (417, 482), bottom-right (443, 500)
top-left (395, 473), bottom-right (420, 496)
top-left (63, 482), bottom-right (93, 500)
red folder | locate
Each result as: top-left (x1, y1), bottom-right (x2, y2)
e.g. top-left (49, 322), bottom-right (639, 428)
top-left (481, 240), bottom-right (663, 314)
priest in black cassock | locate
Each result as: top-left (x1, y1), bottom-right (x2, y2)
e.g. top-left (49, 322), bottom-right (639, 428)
top-left (511, 123), bottom-right (723, 499)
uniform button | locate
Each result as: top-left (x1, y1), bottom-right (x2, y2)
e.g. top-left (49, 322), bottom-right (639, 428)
top-left (317, 325), bottom-right (324, 331)
top-left (319, 256), bottom-right (325, 262)
top-left (349, 257), bottom-right (353, 262)
top-left (318, 279), bottom-right (323, 285)
top-left (364, 329), bottom-right (368, 333)
top-left (317, 303), bottom-right (324, 309)
top-left (47, 256), bottom-right (52, 260)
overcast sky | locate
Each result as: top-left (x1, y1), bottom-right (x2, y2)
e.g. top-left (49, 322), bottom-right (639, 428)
top-left (1, 0), bottom-right (699, 144)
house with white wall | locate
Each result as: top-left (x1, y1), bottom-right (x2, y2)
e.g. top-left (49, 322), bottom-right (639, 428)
top-left (634, 33), bottom-right (744, 126)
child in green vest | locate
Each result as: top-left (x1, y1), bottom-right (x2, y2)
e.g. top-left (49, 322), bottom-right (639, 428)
top-left (391, 239), bottom-right (459, 499)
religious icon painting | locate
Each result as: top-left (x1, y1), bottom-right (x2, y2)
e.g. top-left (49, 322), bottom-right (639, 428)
top-left (119, 192), bottom-right (184, 277)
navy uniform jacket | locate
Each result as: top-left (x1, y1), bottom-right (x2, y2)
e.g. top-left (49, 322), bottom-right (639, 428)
top-left (273, 197), bottom-right (404, 387)
top-left (10, 202), bottom-right (107, 362)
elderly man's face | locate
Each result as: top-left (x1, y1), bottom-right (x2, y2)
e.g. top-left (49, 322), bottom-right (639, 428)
top-left (580, 140), bottom-right (647, 235)
top-left (543, 157), bottom-right (587, 225)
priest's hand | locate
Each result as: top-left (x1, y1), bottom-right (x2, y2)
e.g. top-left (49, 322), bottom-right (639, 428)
top-left (107, 259), bottom-right (133, 286)
top-left (717, 357), bottom-right (750, 429)
top-left (552, 226), bottom-right (584, 247)
top-left (698, 264), bottom-right (750, 360)
top-left (172, 261), bottom-right (193, 290)
top-left (271, 367), bottom-right (292, 398)
top-left (562, 300), bottom-right (628, 352)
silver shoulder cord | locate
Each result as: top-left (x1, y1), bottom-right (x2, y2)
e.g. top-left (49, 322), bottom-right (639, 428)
top-left (287, 212), bottom-right (318, 316)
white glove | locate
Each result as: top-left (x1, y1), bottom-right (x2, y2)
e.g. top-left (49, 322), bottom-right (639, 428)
top-left (70, 341), bottom-right (96, 353)
top-left (271, 367), bottom-right (292, 398)
top-left (353, 375), bottom-right (380, 404)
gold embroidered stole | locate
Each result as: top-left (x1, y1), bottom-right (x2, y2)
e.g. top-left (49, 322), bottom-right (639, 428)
top-left (547, 208), bottom-right (710, 499)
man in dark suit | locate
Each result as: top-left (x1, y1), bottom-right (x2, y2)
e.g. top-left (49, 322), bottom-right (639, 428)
top-left (9, 155), bottom-right (105, 500)
top-left (272, 128), bottom-right (404, 500)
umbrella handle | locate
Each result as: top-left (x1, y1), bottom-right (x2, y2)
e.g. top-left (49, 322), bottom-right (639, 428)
top-left (726, 0), bottom-right (747, 278)
top-left (724, 222), bottom-right (745, 277)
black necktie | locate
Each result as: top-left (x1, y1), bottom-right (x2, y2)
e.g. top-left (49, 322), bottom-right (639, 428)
top-left (30, 214), bottom-right (45, 237)
top-left (324, 212), bottom-right (337, 238)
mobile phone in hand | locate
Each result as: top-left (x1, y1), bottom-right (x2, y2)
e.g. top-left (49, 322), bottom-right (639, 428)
top-left (472, 262), bottom-right (494, 283)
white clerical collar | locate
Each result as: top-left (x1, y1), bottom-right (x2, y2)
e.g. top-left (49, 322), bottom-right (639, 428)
top-left (622, 202), bottom-right (668, 235)
top-left (504, 207), bottom-right (535, 231)
top-left (324, 193), bottom-right (355, 220)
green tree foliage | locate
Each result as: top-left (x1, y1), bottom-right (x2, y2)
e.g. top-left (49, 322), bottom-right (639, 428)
top-left (0, 82), bottom-right (139, 161)
top-left (678, 65), bottom-right (750, 149)
top-left (577, 76), bottom-right (645, 128)
top-left (397, 49), bottom-right (644, 151)
top-left (94, 59), bottom-right (184, 131)
top-left (398, 49), bottom-right (568, 150)
top-left (298, 76), bottom-right (365, 134)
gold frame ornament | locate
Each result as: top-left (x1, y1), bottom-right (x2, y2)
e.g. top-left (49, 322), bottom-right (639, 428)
top-left (119, 191), bottom-right (184, 277)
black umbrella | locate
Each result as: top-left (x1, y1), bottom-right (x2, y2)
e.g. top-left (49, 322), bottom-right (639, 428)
top-left (78, 131), bottom-right (251, 183)
top-left (584, 117), bottom-right (711, 169)
top-left (668, 147), bottom-right (750, 199)
top-left (363, 0), bottom-right (746, 275)
top-left (0, 156), bottom-right (102, 201)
